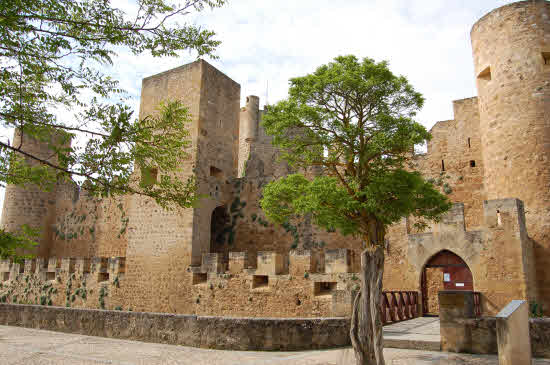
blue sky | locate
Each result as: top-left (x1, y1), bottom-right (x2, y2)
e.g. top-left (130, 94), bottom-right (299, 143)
top-left (0, 0), bottom-right (518, 214)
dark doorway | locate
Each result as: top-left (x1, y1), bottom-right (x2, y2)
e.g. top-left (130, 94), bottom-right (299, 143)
top-left (421, 250), bottom-right (473, 316)
top-left (210, 206), bottom-right (229, 252)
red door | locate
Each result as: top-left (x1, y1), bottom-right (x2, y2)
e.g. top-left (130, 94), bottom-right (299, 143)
top-left (421, 250), bottom-right (473, 315)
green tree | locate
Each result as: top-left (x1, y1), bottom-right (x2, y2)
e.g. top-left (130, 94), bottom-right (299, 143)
top-left (260, 55), bottom-right (451, 365)
top-left (0, 225), bottom-right (38, 263)
top-left (0, 0), bottom-right (226, 210)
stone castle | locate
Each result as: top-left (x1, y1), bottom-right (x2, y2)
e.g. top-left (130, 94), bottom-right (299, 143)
top-left (0, 0), bottom-right (548, 318)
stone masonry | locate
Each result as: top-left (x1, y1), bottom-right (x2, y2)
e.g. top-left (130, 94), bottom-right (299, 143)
top-left (0, 1), bottom-right (548, 318)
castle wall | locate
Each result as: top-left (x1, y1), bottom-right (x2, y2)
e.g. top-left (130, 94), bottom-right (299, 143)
top-left (49, 181), bottom-right (128, 258)
top-left (471, 0), bottom-right (550, 305)
top-left (383, 199), bottom-right (535, 315)
top-left (2, 0), bottom-right (548, 318)
top-left (411, 97), bottom-right (486, 232)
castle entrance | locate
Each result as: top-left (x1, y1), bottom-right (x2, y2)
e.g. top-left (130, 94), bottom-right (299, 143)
top-left (421, 250), bottom-right (473, 316)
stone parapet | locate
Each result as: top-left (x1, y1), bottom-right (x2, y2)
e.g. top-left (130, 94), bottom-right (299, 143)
top-left (0, 303), bottom-right (351, 351)
top-left (201, 253), bottom-right (225, 273)
top-left (289, 249), bottom-right (319, 275)
top-left (228, 252), bottom-right (248, 274)
top-left (256, 251), bottom-right (284, 275)
top-left (0, 256), bottom-right (126, 280)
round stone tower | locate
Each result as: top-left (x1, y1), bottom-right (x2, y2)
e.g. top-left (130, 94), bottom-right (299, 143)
top-left (0, 129), bottom-right (62, 257)
top-left (240, 95), bottom-right (260, 142)
top-left (238, 95), bottom-right (260, 177)
top-left (471, 0), bottom-right (550, 303)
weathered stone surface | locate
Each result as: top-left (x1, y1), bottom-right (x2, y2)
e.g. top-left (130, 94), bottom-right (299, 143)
top-left (439, 312), bottom-right (550, 358)
top-left (0, 2), bottom-right (549, 320)
top-left (0, 303), bottom-right (350, 351)
top-left (496, 300), bottom-right (531, 365)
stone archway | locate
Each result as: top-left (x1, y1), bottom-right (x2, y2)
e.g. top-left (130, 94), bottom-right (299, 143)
top-left (421, 250), bottom-right (473, 316)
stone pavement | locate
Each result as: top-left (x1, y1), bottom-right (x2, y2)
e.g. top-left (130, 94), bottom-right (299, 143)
top-left (2, 324), bottom-right (550, 365)
top-left (383, 317), bottom-right (441, 351)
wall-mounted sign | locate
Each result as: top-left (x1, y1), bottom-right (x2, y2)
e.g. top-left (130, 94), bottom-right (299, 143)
top-left (443, 273), bottom-right (450, 282)
top-left (456, 283), bottom-right (464, 287)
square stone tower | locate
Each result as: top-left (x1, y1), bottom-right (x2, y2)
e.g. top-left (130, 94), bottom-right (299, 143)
top-left (123, 60), bottom-right (240, 312)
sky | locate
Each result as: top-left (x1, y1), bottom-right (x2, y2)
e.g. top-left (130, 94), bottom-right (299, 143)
top-left (0, 0), bottom-right (519, 213)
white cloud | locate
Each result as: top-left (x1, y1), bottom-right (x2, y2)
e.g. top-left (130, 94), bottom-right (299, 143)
top-left (0, 0), bottom-right (517, 216)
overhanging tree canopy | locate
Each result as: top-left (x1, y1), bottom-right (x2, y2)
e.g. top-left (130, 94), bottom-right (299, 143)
top-left (0, 0), bottom-right (226, 209)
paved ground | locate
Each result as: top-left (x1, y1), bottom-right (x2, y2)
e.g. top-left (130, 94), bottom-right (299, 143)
top-left (383, 317), bottom-right (441, 351)
top-left (2, 324), bottom-right (550, 365)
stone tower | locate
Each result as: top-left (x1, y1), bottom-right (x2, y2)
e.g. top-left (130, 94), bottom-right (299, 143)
top-left (0, 130), bottom-right (63, 257)
top-left (238, 95), bottom-right (260, 177)
top-left (471, 0), bottom-right (550, 304)
top-left (122, 60), bottom-right (241, 311)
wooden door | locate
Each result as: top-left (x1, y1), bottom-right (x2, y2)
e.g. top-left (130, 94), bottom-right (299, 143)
top-left (421, 250), bottom-right (473, 316)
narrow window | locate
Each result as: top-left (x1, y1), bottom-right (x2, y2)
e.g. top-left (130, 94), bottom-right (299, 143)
top-left (441, 160), bottom-right (445, 172)
top-left (477, 66), bottom-right (491, 81)
top-left (470, 160), bottom-right (476, 167)
top-left (468, 137), bottom-right (471, 148)
top-left (210, 166), bottom-right (223, 179)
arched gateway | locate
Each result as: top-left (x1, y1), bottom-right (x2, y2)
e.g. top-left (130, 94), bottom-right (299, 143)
top-left (421, 250), bottom-right (473, 316)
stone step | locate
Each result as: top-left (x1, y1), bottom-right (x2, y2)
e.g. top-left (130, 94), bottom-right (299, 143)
top-left (383, 333), bottom-right (441, 352)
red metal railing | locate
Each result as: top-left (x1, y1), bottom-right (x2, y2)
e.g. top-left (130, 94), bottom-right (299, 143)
top-left (473, 291), bottom-right (482, 317)
top-left (380, 291), bottom-right (419, 325)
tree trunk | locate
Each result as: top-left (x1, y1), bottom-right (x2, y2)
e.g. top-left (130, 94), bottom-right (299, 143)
top-left (350, 245), bottom-right (385, 365)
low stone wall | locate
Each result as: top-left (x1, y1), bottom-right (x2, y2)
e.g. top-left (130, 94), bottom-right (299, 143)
top-left (0, 304), bottom-right (350, 351)
top-left (444, 317), bottom-right (550, 358)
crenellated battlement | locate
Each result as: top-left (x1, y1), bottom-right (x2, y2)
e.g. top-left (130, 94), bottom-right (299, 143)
top-left (194, 248), bottom-right (355, 277)
top-left (0, 256), bottom-right (126, 284)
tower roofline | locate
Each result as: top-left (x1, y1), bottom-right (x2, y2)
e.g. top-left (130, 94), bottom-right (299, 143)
top-left (471, 1), bottom-right (547, 36)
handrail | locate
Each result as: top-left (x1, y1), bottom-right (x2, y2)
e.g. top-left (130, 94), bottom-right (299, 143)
top-left (380, 291), bottom-right (419, 325)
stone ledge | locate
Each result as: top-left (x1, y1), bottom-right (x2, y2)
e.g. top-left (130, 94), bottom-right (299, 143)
top-left (0, 303), bottom-right (350, 351)
top-left (441, 316), bottom-right (550, 358)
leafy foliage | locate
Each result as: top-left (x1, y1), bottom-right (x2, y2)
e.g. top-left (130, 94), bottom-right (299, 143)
top-left (0, 0), bottom-right (227, 210)
top-left (0, 225), bottom-right (38, 263)
top-left (261, 55), bottom-right (451, 246)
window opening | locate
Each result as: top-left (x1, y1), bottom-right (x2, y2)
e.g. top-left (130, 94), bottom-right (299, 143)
top-left (477, 66), bottom-right (491, 81)
top-left (98, 272), bottom-right (109, 282)
top-left (314, 281), bottom-right (337, 296)
top-left (468, 138), bottom-right (471, 148)
top-left (210, 166), bottom-right (223, 179)
top-left (441, 160), bottom-right (445, 171)
top-left (192, 273), bottom-right (208, 285)
top-left (252, 275), bottom-right (269, 288)
top-left (470, 160), bottom-right (476, 167)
